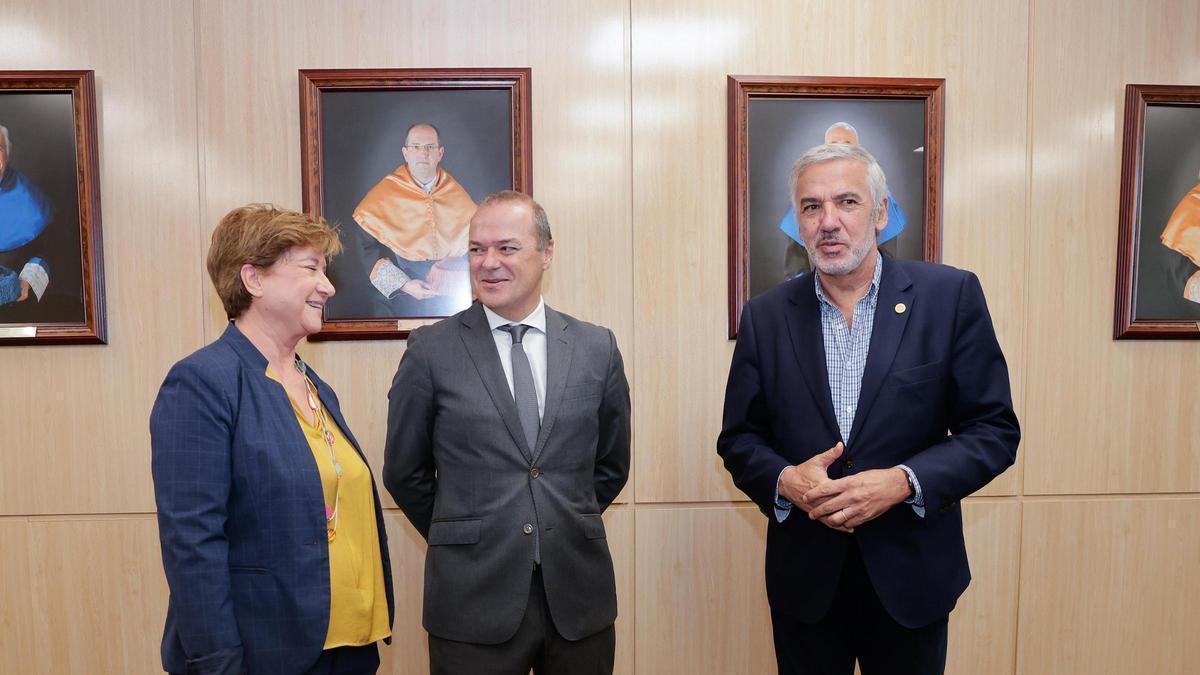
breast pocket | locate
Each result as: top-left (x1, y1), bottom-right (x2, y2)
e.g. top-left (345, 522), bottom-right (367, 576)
top-left (885, 360), bottom-right (945, 389)
top-left (562, 383), bottom-right (602, 402)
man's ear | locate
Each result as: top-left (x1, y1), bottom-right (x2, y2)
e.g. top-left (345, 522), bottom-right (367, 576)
top-left (874, 196), bottom-right (890, 235)
top-left (542, 240), bottom-right (554, 270)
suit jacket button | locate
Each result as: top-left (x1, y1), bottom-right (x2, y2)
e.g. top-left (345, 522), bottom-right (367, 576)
top-left (522, 523), bottom-right (534, 535)
top-left (845, 460), bottom-right (854, 469)
top-left (530, 467), bottom-right (541, 479)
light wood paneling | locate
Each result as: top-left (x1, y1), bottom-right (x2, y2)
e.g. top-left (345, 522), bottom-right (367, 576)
top-left (634, 506), bottom-right (774, 674)
top-left (377, 512), bottom-right (429, 674)
top-left (609, 508), bottom-right (637, 675)
top-left (1016, 498), bottom-right (1200, 673)
top-left (194, 0), bottom-right (634, 504)
top-left (631, 0), bottom-right (1028, 504)
top-left (1023, 0), bottom-right (1200, 495)
top-left (0, 0), bottom-right (201, 515)
top-left (0, 520), bottom-right (36, 666)
top-left (4, 516), bottom-right (168, 673)
top-left (948, 500), bottom-right (1021, 675)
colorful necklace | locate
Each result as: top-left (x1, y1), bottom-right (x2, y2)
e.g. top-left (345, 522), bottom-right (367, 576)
top-left (296, 357), bottom-right (341, 542)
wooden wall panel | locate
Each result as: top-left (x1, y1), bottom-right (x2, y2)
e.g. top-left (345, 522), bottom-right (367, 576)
top-left (947, 500), bottom-right (1021, 675)
top-left (0, 0), bottom-right (201, 515)
top-left (12, 517), bottom-right (167, 673)
top-left (631, 0), bottom-right (1029, 504)
top-left (1016, 498), bottom-right (1200, 673)
top-left (634, 506), bottom-right (775, 674)
top-left (193, 0), bottom-right (634, 504)
top-left (1023, 0), bottom-right (1200, 494)
top-left (0, 520), bottom-right (36, 666)
top-left (377, 513), bottom-right (428, 674)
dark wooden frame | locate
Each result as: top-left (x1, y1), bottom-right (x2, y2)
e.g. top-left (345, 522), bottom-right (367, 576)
top-left (1114, 83), bottom-right (1200, 339)
top-left (0, 70), bottom-right (105, 345)
top-left (726, 75), bottom-right (945, 338)
top-left (299, 67), bottom-right (532, 340)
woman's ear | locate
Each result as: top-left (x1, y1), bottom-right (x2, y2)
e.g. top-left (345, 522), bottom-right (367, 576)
top-left (240, 263), bottom-right (264, 298)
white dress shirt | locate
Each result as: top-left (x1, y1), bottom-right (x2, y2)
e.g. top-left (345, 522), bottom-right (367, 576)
top-left (483, 298), bottom-right (548, 420)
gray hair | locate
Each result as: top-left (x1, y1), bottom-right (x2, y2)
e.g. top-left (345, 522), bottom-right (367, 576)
top-left (0, 124), bottom-right (9, 155)
top-left (824, 121), bottom-right (858, 141)
top-left (477, 190), bottom-right (553, 250)
top-left (788, 143), bottom-right (888, 223)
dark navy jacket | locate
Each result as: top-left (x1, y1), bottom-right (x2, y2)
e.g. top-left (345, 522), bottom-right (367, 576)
top-left (718, 258), bottom-right (1019, 629)
top-left (151, 323), bottom-right (394, 674)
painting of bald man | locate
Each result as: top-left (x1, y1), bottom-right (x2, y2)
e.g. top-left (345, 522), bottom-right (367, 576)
top-left (300, 68), bottom-right (531, 340)
top-left (727, 76), bottom-right (944, 337)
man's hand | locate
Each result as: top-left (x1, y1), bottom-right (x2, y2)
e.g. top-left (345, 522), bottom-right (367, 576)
top-left (778, 442), bottom-right (844, 511)
top-left (401, 279), bottom-right (437, 299)
top-left (803, 467), bottom-right (911, 533)
top-left (17, 280), bottom-right (29, 302)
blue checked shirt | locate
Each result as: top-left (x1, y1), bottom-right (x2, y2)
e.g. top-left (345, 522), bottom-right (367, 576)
top-left (774, 255), bottom-right (924, 521)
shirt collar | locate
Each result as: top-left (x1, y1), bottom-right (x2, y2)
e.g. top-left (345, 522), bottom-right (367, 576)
top-left (813, 251), bottom-right (884, 308)
top-left (483, 298), bottom-right (546, 334)
top-left (417, 173), bottom-right (437, 193)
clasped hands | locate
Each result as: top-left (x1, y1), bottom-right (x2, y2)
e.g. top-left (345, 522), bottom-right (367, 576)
top-left (777, 442), bottom-right (911, 534)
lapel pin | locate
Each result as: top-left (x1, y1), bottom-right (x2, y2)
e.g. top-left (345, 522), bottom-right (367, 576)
top-left (895, 303), bottom-right (907, 314)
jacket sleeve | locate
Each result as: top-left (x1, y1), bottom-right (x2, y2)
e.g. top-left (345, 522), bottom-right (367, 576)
top-left (383, 326), bottom-right (439, 539)
top-left (594, 328), bottom-right (631, 511)
top-left (149, 360), bottom-right (245, 675)
top-left (717, 301), bottom-right (793, 515)
top-left (902, 272), bottom-right (1020, 514)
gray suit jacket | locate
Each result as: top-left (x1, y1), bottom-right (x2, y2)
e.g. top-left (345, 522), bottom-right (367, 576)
top-left (384, 302), bottom-right (631, 644)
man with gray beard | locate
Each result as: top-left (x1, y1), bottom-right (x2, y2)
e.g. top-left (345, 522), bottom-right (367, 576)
top-left (718, 143), bottom-right (1020, 674)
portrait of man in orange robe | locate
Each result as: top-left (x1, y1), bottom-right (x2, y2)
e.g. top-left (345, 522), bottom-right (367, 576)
top-left (1160, 170), bottom-right (1200, 304)
top-left (353, 122), bottom-right (476, 315)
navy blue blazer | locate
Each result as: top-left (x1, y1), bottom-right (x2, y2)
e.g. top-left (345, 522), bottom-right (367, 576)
top-left (150, 324), bottom-right (394, 675)
top-left (718, 258), bottom-right (1019, 629)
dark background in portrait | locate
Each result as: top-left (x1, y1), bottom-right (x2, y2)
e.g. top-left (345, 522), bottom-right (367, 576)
top-left (747, 98), bottom-right (925, 299)
top-left (0, 91), bottom-right (85, 324)
top-left (1134, 104), bottom-right (1200, 321)
top-left (319, 89), bottom-right (513, 319)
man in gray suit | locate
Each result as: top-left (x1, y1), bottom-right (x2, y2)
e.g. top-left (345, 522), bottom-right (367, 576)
top-left (384, 190), bottom-right (631, 674)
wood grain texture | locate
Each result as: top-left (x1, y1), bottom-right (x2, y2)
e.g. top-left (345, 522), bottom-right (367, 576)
top-left (633, 506), bottom-right (775, 674)
top-left (1016, 498), bottom-right (1200, 673)
top-left (0, 517), bottom-right (169, 673)
top-left (0, 0), bottom-right (202, 515)
top-left (1023, 0), bottom-right (1200, 494)
top-left (948, 500), bottom-right (1021, 675)
top-left (632, 0), bottom-right (1028, 504)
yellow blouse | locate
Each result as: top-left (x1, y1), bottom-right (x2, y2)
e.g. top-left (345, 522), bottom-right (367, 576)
top-left (269, 369), bottom-right (391, 648)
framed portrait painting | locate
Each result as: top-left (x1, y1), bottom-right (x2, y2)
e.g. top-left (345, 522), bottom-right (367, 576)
top-left (300, 67), bottom-right (532, 340)
top-left (727, 76), bottom-right (944, 338)
top-left (1114, 84), bottom-right (1200, 339)
top-left (0, 70), bottom-right (105, 345)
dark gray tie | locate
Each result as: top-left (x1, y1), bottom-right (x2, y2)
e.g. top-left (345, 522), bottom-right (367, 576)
top-left (499, 323), bottom-right (540, 454)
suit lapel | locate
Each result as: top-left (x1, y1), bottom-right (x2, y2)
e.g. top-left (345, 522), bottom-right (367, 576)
top-left (458, 304), bottom-right (534, 462)
top-left (532, 307), bottom-right (573, 465)
top-left (784, 275), bottom-right (841, 440)
top-left (847, 258), bottom-right (914, 445)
